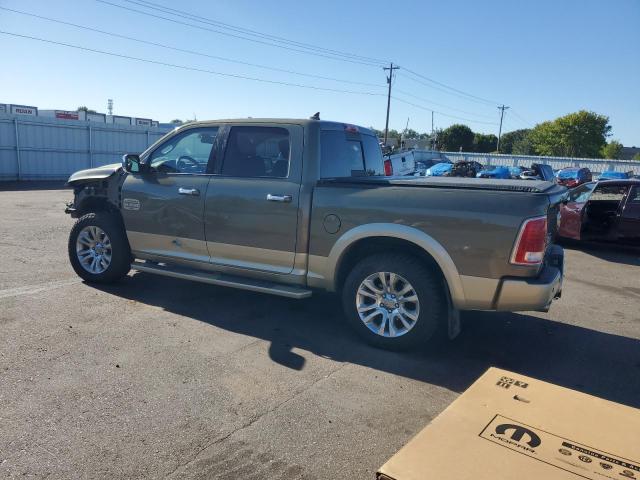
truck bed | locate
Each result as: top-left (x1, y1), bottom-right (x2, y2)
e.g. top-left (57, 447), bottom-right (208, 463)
top-left (317, 176), bottom-right (564, 194)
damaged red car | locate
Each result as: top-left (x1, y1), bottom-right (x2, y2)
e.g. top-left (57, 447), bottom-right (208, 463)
top-left (557, 179), bottom-right (640, 244)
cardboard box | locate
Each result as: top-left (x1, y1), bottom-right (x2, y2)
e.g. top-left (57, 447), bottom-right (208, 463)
top-left (378, 368), bottom-right (639, 480)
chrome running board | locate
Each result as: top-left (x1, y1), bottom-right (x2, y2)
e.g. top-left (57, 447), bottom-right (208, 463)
top-left (131, 261), bottom-right (312, 299)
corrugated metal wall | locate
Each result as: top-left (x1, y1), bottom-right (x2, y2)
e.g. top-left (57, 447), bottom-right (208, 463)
top-left (0, 114), bottom-right (171, 181)
top-left (412, 150), bottom-right (640, 175)
top-left (2, 114), bottom-right (639, 180)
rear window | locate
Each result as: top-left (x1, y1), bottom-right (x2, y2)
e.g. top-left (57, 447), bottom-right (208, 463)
top-left (558, 169), bottom-right (579, 179)
top-left (320, 131), bottom-right (384, 178)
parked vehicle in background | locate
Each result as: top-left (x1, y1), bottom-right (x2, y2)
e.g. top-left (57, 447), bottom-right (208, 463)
top-left (556, 167), bottom-right (592, 187)
top-left (477, 165), bottom-right (511, 179)
top-left (450, 160), bottom-right (484, 178)
top-left (557, 179), bottom-right (640, 244)
top-left (386, 150), bottom-right (416, 176)
top-left (64, 117), bottom-right (566, 351)
top-left (598, 171), bottom-right (631, 180)
top-left (414, 161), bottom-right (428, 176)
top-left (508, 166), bottom-right (527, 179)
top-left (519, 163), bottom-right (556, 182)
top-left (425, 162), bottom-right (453, 177)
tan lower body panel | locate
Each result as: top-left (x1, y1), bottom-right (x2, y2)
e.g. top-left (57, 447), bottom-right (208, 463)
top-left (459, 275), bottom-right (500, 310)
top-left (127, 231), bottom-right (305, 278)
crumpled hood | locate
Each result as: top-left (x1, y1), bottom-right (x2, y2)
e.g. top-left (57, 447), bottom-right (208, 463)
top-left (67, 163), bottom-right (122, 185)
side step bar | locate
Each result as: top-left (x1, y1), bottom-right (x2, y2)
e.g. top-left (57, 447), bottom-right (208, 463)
top-left (130, 261), bottom-right (312, 299)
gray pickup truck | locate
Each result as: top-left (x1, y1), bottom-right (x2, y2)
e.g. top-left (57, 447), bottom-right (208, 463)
top-left (65, 118), bottom-right (564, 350)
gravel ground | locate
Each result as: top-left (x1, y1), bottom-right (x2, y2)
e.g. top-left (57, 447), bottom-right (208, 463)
top-left (1, 185), bottom-right (639, 479)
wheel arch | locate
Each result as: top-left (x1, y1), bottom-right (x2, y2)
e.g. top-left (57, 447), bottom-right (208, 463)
top-left (322, 223), bottom-right (465, 308)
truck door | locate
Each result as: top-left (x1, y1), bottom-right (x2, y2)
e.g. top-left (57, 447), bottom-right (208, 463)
top-left (558, 182), bottom-right (595, 240)
top-left (619, 186), bottom-right (640, 241)
top-left (204, 124), bottom-right (303, 274)
top-left (121, 126), bottom-right (219, 262)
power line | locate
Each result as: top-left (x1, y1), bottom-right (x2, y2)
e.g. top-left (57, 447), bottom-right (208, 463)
top-left (400, 66), bottom-right (500, 106)
top-left (0, 30), bottom-right (504, 129)
top-left (392, 96), bottom-right (499, 126)
top-left (99, 1), bottom-right (508, 112)
top-left (124, 0), bottom-right (389, 66)
top-left (0, 30), bottom-right (386, 97)
top-left (101, 0), bottom-right (512, 120)
top-left (393, 88), bottom-right (496, 120)
top-left (510, 109), bottom-right (535, 128)
top-left (95, 0), bottom-right (385, 67)
top-left (397, 70), bottom-right (501, 107)
top-left (0, 6), bottom-right (385, 89)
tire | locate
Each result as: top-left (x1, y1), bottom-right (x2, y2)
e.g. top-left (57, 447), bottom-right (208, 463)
top-left (341, 253), bottom-right (447, 351)
top-left (68, 212), bottom-right (131, 283)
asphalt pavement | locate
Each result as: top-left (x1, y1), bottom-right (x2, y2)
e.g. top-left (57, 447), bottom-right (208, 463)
top-left (1, 185), bottom-right (639, 479)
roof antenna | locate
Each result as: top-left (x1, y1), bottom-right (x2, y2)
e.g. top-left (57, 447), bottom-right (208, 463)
top-left (310, 112), bottom-right (320, 120)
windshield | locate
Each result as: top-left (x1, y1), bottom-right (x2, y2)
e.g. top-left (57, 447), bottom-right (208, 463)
top-left (558, 169), bottom-right (579, 179)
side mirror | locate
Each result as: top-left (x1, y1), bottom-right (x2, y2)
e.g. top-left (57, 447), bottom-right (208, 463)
top-left (122, 153), bottom-right (142, 173)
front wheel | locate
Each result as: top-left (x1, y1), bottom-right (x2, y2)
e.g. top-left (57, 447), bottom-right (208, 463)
top-left (341, 254), bottom-right (447, 351)
top-left (68, 212), bottom-right (131, 283)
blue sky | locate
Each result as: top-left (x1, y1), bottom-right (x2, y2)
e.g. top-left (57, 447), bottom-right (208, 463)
top-left (1, 0), bottom-right (638, 145)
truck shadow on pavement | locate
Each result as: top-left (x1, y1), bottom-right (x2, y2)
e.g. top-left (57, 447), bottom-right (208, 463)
top-left (560, 241), bottom-right (640, 266)
top-left (95, 273), bottom-right (640, 409)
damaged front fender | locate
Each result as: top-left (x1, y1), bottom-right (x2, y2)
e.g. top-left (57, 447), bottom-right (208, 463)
top-left (66, 163), bottom-right (122, 186)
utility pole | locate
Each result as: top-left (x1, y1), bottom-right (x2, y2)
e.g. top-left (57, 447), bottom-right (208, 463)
top-left (431, 111), bottom-right (434, 150)
top-left (383, 62), bottom-right (400, 146)
top-left (496, 104), bottom-right (510, 153)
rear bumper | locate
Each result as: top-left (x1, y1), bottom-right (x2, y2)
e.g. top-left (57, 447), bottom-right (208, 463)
top-left (494, 245), bottom-right (564, 312)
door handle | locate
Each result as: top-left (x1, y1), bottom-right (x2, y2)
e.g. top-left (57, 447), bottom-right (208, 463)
top-left (178, 187), bottom-right (200, 196)
top-left (266, 194), bottom-right (292, 203)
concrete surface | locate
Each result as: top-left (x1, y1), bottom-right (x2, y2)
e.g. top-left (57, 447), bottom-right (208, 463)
top-left (1, 185), bottom-right (639, 479)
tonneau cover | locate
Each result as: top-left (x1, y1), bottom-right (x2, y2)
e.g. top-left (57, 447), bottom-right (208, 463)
top-left (318, 176), bottom-right (563, 194)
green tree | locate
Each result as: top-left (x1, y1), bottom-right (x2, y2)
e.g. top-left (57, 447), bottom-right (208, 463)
top-left (528, 110), bottom-right (611, 158)
top-left (387, 129), bottom-right (401, 139)
top-left (369, 127), bottom-right (384, 138)
top-left (77, 106), bottom-right (97, 113)
top-left (499, 129), bottom-right (531, 154)
top-left (512, 136), bottom-right (535, 155)
top-left (170, 119), bottom-right (183, 125)
top-left (439, 124), bottom-right (474, 152)
top-left (633, 153), bottom-right (640, 161)
top-left (473, 133), bottom-right (498, 153)
top-left (601, 140), bottom-right (623, 159)
top-left (402, 128), bottom-right (419, 139)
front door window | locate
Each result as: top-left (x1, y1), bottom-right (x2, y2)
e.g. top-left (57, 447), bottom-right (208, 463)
top-left (149, 128), bottom-right (218, 174)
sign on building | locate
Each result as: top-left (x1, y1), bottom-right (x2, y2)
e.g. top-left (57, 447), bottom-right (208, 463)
top-left (0, 104), bottom-right (7, 114)
top-left (135, 118), bottom-right (152, 127)
top-left (151, 120), bottom-right (159, 127)
top-left (10, 104), bottom-right (38, 116)
top-left (55, 110), bottom-right (80, 120)
top-left (86, 112), bottom-right (106, 123)
top-left (112, 115), bottom-right (132, 125)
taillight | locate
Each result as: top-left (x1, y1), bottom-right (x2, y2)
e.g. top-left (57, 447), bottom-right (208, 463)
top-left (511, 216), bottom-right (548, 265)
top-left (384, 159), bottom-right (393, 176)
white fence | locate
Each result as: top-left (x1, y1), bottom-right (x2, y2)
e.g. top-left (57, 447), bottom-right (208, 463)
top-left (2, 116), bottom-right (639, 181)
top-left (412, 150), bottom-right (640, 176)
top-left (0, 114), bottom-right (172, 181)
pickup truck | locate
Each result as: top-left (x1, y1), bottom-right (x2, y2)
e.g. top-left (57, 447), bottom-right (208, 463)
top-left (65, 118), bottom-right (565, 350)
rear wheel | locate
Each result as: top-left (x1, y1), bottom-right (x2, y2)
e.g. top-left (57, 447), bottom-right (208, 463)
top-left (68, 212), bottom-right (131, 283)
top-left (341, 254), bottom-right (447, 351)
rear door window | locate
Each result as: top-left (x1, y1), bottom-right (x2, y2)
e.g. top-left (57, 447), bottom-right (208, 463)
top-left (221, 126), bottom-right (290, 178)
top-left (590, 185), bottom-right (627, 202)
top-left (320, 130), bottom-right (384, 178)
